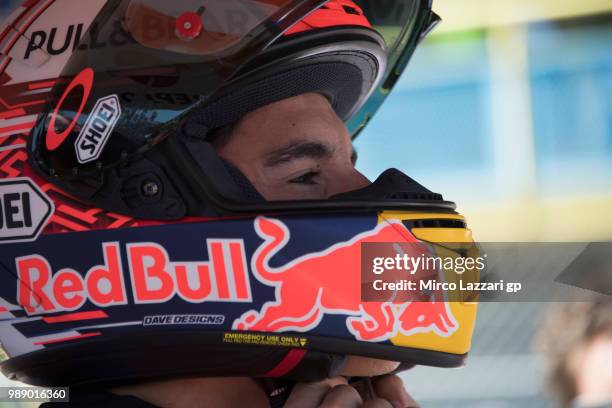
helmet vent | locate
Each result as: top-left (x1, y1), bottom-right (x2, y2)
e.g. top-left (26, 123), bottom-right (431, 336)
top-left (342, 6), bottom-right (360, 15)
top-left (389, 191), bottom-right (443, 201)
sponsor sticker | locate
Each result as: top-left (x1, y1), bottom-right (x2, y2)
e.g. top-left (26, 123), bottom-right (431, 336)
top-left (143, 314), bottom-right (225, 326)
top-left (0, 178), bottom-right (54, 244)
top-left (75, 94), bottom-right (122, 163)
top-left (223, 333), bottom-right (308, 348)
top-left (46, 68), bottom-right (95, 151)
top-left (16, 240), bottom-right (252, 315)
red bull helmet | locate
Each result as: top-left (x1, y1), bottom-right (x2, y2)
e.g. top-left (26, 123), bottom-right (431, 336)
top-left (0, 0), bottom-right (479, 387)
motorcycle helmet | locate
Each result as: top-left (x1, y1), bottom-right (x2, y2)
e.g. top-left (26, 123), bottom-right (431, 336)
top-left (0, 0), bottom-right (479, 387)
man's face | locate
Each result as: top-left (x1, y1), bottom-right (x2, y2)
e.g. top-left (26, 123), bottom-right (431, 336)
top-left (215, 92), bottom-right (399, 376)
top-left (214, 92), bottom-right (370, 200)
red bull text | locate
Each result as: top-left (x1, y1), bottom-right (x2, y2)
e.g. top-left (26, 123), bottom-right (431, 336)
top-left (16, 239), bottom-right (252, 315)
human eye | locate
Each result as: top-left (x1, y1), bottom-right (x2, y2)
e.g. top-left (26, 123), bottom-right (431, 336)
top-left (289, 170), bottom-right (320, 185)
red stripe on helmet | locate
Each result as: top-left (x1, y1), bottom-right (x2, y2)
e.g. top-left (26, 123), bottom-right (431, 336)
top-left (33, 332), bottom-right (102, 346)
top-left (42, 310), bottom-right (109, 324)
top-left (264, 348), bottom-right (307, 377)
top-left (284, 0), bottom-right (372, 36)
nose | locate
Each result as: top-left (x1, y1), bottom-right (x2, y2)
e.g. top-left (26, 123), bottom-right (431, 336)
top-left (327, 167), bottom-right (371, 198)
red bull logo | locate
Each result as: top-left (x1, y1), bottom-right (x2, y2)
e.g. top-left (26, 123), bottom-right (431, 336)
top-left (16, 239), bottom-right (252, 315)
top-left (11, 216), bottom-right (458, 343)
top-left (233, 217), bottom-right (458, 342)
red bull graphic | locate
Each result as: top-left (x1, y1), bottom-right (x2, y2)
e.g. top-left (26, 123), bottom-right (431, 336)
top-left (0, 214), bottom-right (463, 362)
top-left (233, 217), bottom-right (458, 342)
top-left (16, 239), bottom-right (252, 315)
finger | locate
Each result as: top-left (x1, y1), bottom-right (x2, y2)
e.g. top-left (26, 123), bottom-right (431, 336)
top-left (350, 378), bottom-right (376, 401)
top-left (319, 384), bottom-right (362, 408)
top-left (362, 398), bottom-right (394, 408)
top-left (284, 377), bottom-right (348, 408)
top-left (372, 375), bottom-right (420, 408)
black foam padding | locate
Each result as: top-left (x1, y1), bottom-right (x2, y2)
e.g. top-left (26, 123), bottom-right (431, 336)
top-left (186, 52), bottom-right (376, 133)
top-left (221, 159), bottom-right (264, 201)
top-left (331, 168), bottom-right (444, 201)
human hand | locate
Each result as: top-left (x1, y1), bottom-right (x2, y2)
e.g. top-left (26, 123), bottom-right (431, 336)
top-left (283, 375), bottom-right (419, 408)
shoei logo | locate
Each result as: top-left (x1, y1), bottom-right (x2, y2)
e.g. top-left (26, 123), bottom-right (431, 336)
top-left (75, 95), bottom-right (122, 164)
top-left (0, 178), bottom-right (54, 244)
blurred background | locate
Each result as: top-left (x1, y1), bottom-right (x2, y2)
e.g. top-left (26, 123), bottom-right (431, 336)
top-left (355, 0), bottom-right (612, 407)
top-left (1, 0), bottom-right (611, 407)
top-left (356, 0), bottom-right (612, 243)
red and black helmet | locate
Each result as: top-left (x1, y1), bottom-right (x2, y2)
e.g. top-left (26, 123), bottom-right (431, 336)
top-left (0, 0), bottom-right (481, 390)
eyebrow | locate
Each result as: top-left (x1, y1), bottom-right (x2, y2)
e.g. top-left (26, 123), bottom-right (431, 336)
top-left (265, 141), bottom-right (334, 167)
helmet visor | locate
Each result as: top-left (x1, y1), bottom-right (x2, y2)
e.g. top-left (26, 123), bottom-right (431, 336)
top-left (348, 0), bottom-right (440, 136)
top-left (28, 0), bottom-right (443, 217)
top-left (29, 0), bottom-right (329, 180)
top-left (125, 0), bottom-right (297, 56)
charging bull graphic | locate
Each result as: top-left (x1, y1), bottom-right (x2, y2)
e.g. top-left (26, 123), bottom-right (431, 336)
top-left (233, 217), bottom-right (458, 342)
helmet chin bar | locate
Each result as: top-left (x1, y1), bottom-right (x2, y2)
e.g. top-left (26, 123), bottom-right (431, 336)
top-left (1, 333), bottom-right (348, 386)
top-left (0, 202), bottom-right (476, 388)
top-left (0, 203), bottom-right (475, 387)
top-left (1, 331), bottom-right (465, 387)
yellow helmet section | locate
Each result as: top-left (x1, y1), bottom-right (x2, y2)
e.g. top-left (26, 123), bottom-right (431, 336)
top-left (378, 211), bottom-right (480, 356)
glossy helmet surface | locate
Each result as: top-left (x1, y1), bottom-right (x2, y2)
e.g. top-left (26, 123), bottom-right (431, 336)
top-left (0, 0), bottom-right (478, 387)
